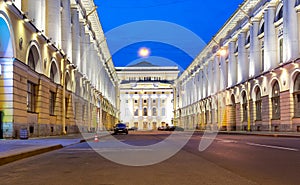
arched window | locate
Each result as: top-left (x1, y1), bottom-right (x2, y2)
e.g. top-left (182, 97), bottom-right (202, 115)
top-left (143, 107), bottom-right (147, 116)
top-left (242, 92), bottom-right (248, 122)
top-left (255, 88), bottom-right (262, 121)
top-left (28, 50), bottom-right (35, 70)
top-left (27, 46), bottom-right (39, 71)
top-left (134, 109), bottom-right (138, 116)
top-left (50, 62), bottom-right (58, 83)
top-left (272, 81), bottom-right (280, 119)
top-left (294, 74), bottom-right (300, 117)
top-left (152, 107), bottom-right (157, 116)
top-left (65, 73), bottom-right (71, 91)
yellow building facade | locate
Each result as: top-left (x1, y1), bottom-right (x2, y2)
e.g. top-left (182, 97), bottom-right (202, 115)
top-left (0, 0), bottom-right (119, 138)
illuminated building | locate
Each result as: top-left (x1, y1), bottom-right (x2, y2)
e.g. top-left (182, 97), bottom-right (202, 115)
top-left (174, 0), bottom-right (300, 132)
top-left (0, 0), bottom-right (119, 138)
top-left (116, 62), bottom-right (179, 130)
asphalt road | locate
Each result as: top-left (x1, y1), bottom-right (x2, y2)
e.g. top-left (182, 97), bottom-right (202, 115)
top-left (0, 131), bottom-right (299, 185)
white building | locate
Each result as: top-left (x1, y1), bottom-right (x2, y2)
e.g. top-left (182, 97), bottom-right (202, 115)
top-left (175, 0), bottom-right (300, 132)
top-left (116, 62), bottom-right (179, 130)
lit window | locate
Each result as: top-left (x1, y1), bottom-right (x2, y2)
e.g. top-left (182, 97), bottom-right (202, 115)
top-left (255, 88), bottom-right (262, 121)
top-left (143, 108), bottom-right (148, 116)
top-left (27, 82), bottom-right (37, 112)
top-left (134, 109), bottom-right (139, 116)
top-left (152, 107), bottom-right (157, 116)
top-left (272, 81), bottom-right (280, 119)
top-left (242, 92), bottom-right (247, 122)
top-left (279, 38), bottom-right (283, 63)
top-left (294, 74), bottom-right (300, 117)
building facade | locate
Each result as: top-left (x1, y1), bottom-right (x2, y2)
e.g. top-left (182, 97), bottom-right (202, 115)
top-left (0, 0), bottom-right (119, 138)
top-left (116, 62), bottom-right (179, 130)
top-left (175, 0), bottom-right (300, 132)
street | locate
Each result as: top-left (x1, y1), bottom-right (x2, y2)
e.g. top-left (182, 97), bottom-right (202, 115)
top-left (0, 131), bottom-right (300, 185)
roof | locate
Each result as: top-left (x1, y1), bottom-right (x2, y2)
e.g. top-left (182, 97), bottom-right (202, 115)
top-left (127, 61), bottom-right (157, 67)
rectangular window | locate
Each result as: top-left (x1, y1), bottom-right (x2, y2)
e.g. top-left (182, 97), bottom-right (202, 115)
top-left (134, 100), bottom-right (138, 104)
top-left (144, 99), bottom-right (147, 103)
top-left (27, 81), bottom-right (37, 112)
top-left (65, 97), bottom-right (69, 118)
top-left (294, 93), bottom-right (300, 117)
top-left (161, 108), bottom-right (166, 116)
top-left (272, 97), bottom-right (280, 120)
top-left (153, 99), bottom-right (156, 104)
top-left (279, 38), bottom-right (283, 63)
top-left (126, 100), bottom-right (129, 103)
top-left (261, 49), bottom-right (264, 72)
top-left (49, 91), bottom-right (56, 115)
top-left (134, 109), bottom-right (139, 116)
top-left (256, 100), bottom-right (262, 121)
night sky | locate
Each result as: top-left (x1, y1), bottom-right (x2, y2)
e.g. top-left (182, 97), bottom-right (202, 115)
top-left (95, 0), bottom-right (244, 70)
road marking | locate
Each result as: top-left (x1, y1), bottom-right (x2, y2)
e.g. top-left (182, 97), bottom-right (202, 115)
top-left (246, 142), bottom-right (299, 152)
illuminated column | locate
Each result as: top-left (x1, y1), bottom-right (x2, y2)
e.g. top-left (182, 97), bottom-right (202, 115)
top-left (46, 0), bottom-right (61, 46)
top-left (198, 70), bottom-right (203, 100)
top-left (202, 66), bottom-right (208, 98)
top-left (283, 0), bottom-right (298, 62)
top-left (61, 0), bottom-right (72, 61)
top-left (24, 0), bottom-right (45, 31)
top-left (84, 33), bottom-right (90, 76)
top-left (249, 19), bottom-right (260, 77)
top-left (207, 61), bottom-right (213, 96)
top-left (71, 8), bottom-right (81, 70)
top-left (14, 0), bottom-right (22, 10)
top-left (264, 5), bottom-right (277, 71)
top-left (80, 22), bottom-right (86, 73)
top-left (237, 31), bottom-right (248, 83)
top-left (213, 56), bottom-right (220, 93)
top-left (228, 41), bottom-right (237, 87)
top-left (219, 55), bottom-right (227, 90)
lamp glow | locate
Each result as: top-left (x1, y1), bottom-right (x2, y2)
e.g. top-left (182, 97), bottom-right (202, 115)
top-left (138, 47), bottom-right (150, 58)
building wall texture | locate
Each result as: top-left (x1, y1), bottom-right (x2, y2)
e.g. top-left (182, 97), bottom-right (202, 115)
top-left (175, 0), bottom-right (300, 132)
top-left (0, 0), bottom-right (119, 138)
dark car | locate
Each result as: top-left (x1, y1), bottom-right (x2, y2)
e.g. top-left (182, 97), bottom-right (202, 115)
top-left (128, 126), bottom-right (138, 131)
top-left (113, 123), bottom-right (128, 135)
top-left (167, 126), bottom-right (184, 131)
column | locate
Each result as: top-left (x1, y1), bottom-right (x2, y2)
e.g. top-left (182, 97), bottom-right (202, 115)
top-left (71, 8), bottom-right (81, 69)
top-left (264, 5), bottom-right (277, 71)
top-left (220, 55), bottom-right (227, 90)
top-left (237, 31), bottom-right (248, 83)
top-left (80, 22), bottom-right (86, 73)
top-left (228, 41), bottom-right (237, 87)
top-left (283, 0), bottom-right (298, 62)
top-left (213, 56), bottom-right (220, 93)
top-left (249, 19), bottom-right (260, 76)
top-left (61, 0), bottom-right (72, 60)
top-left (46, 0), bottom-right (61, 46)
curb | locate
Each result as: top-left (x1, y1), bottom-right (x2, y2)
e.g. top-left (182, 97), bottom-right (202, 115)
top-left (218, 131), bottom-right (300, 138)
top-left (0, 144), bottom-right (63, 166)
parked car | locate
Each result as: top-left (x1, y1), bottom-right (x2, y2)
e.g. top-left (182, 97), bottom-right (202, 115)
top-left (128, 126), bottom-right (138, 131)
top-left (113, 123), bottom-right (128, 135)
top-left (157, 126), bottom-right (166, 131)
top-left (167, 126), bottom-right (184, 131)
top-left (158, 125), bottom-right (184, 131)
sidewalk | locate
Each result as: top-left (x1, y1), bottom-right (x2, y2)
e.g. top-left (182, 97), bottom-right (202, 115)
top-left (218, 130), bottom-right (300, 138)
top-left (0, 132), bottom-right (110, 166)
